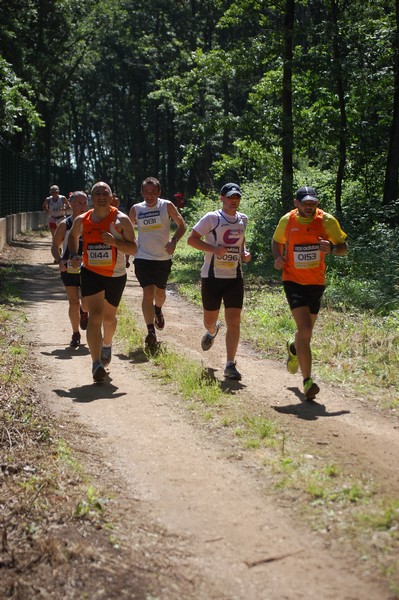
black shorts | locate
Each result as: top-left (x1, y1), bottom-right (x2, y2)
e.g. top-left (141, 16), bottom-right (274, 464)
top-left (201, 277), bottom-right (244, 311)
top-left (283, 281), bottom-right (325, 315)
top-left (80, 267), bottom-right (127, 307)
top-left (134, 258), bottom-right (172, 289)
top-left (61, 272), bottom-right (80, 287)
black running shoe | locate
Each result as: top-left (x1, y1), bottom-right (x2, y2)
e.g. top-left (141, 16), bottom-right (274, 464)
top-left (154, 308), bottom-right (165, 330)
top-left (201, 322), bottom-right (221, 351)
top-left (145, 331), bottom-right (157, 348)
top-left (70, 332), bottom-right (81, 347)
top-left (223, 362), bottom-right (242, 380)
top-left (92, 361), bottom-right (106, 382)
top-left (80, 309), bottom-right (88, 331)
top-left (101, 346), bottom-right (112, 367)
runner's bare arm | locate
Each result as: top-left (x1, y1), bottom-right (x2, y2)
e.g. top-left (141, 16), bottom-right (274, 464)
top-left (318, 237), bottom-right (348, 256)
top-left (51, 222), bottom-right (66, 265)
top-left (241, 238), bottom-right (251, 263)
top-left (165, 201), bottom-right (187, 254)
top-left (272, 240), bottom-right (285, 269)
top-left (101, 214), bottom-right (137, 256)
top-left (128, 206), bottom-right (137, 225)
top-left (67, 216), bottom-right (83, 261)
top-left (187, 229), bottom-right (227, 257)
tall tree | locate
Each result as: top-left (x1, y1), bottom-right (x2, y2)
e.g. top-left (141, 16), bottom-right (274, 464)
top-left (329, 0), bottom-right (347, 214)
top-left (281, 0), bottom-right (295, 211)
top-left (383, 0), bottom-right (399, 213)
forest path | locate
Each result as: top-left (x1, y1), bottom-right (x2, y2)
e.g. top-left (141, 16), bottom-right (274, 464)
top-left (9, 233), bottom-right (398, 599)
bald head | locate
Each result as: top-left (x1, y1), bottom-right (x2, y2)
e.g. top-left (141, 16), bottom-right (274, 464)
top-left (70, 191), bottom-right (88, 216)
top-left (91, 181), bottom-right (112, 195)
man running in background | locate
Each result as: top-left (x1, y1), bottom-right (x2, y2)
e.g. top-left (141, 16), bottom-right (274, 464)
top-left (128, 177), bottom-right (186, 349)
top-left (272, 186), bottom-right (348, 400)
top-left (68, 181), bottom-right (137, 382)
top-left (51, 191), bottom-right (89, 348)
top-left (43, 185), bottom-right (71, 259)
top-left (187, 183), bottom-right (251, 381)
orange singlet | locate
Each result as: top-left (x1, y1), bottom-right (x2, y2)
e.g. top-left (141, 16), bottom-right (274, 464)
top-left (81, 206), bottom-right (121, 277)
top-left (283, 209), bottom-right (328, 286)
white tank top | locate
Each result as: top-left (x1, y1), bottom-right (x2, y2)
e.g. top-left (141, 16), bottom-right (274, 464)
top-left (134, 198), bottom-right (171, 261)
top-left (48, 196), bottom-right (66, 218)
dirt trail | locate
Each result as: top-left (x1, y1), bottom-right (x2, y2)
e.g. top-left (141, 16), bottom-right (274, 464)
top-left (8, 234), bottom-right (399, 599)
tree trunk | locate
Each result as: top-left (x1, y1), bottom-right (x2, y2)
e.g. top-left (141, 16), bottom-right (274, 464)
top-left (281, 0), bottom-right (295, 212)
top-left (330, 0), bottom-right (347, 214)
top-left (383, 0), bottom-right (399, 213)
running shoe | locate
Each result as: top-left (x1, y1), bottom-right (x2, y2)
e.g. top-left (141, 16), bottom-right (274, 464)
top-left (154, 308), bottom-right (165, 330)
top-left (70, 332), bottom-right (81, 347)
top-left (92, 361), bottom-right (106, 382)
top-left (101, 345), bottom-right (112, 367)
top-left (304, 377), bottom-right (320, 401)
top-left (223, 362), bottom-right (242, 380)
top-left (286, 340), bottom-right (299, 374)
top-left (80, 309), bottom-right (88, 331)
top-left (201, 322), bottom-right (221, 351)
top-left (145, 330), bottom-right (157, 349)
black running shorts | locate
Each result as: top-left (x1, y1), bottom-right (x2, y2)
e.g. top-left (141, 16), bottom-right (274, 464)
top-left (283, 281), bottom-right (325, 314)
top-left (134, 258), bottom-right (172, 289)
top-left (201, 277), bottom-right (244, 311)
top-left (80, 267), bottom-right (127, 307)
top-left (61, 272), bottom-right (80, 287)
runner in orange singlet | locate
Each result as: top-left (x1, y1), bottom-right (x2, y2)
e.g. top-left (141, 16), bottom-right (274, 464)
top-left (272, 186), bottom-right (348, 400)
top-left (68, 182), bottom-right (137, 382)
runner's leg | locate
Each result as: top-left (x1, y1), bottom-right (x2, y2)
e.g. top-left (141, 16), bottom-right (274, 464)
top-left (291, 306), bottom-right (318, 380)
top-left (224, 307), bottom-right (241, 363)
top-left (102, 299), bottom-right (118, 346)
top-left (203, 309), bottom-right (220, 335)
top-left (154, 286), bottom-right (166, 309)
top-left (85, 291), bottom-right (106, 363)
top-left (142, 285), bottom-right (156, 325)
top-left (65, 286), bottom-right (81, 333)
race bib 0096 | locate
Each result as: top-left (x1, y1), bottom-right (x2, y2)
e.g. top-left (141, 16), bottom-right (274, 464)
top-left (215, 246), bottom-right (240, 269)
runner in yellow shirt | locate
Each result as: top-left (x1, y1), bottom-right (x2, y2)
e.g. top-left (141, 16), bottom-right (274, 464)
top-left (272, 186), bottom-right (348, 400)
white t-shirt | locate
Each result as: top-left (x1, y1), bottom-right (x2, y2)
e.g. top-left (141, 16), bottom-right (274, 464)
top-left (193, 209), bottom-right (248, 278)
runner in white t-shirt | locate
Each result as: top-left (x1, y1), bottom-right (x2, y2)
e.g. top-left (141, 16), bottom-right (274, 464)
top-left (187, 183), bottom-right (251, 380)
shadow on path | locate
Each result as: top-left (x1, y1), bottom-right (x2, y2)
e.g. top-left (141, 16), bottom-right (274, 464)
top-left (273, 387), bottom-right (351, 421)
top-left (41, 345), bottom-right (90, 361)
top-left (54, 380), bottom-right (127, 403)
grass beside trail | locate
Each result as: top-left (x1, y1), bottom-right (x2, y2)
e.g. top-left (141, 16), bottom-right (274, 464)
top-left (171, 235), bottom-right (399, 410)
top-left (117, 299), bottom-right (399, 597)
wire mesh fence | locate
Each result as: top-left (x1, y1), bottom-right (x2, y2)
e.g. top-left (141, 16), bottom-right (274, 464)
top-left (0, 139), bottom-right (85, 218)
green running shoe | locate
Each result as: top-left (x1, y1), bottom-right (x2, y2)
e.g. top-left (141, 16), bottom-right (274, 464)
top-left (304, 377), bottom-right (320, 401)
top-left (286, 341), bottom-right (299, 374)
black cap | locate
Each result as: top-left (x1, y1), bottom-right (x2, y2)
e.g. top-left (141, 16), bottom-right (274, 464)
top-left (220, 183), bottom-right (242, 198)
top-left (295, 186), bottom-right (318, 202)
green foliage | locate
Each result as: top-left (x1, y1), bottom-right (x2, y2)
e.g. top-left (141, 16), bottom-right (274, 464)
top-left (0, 56), bottom-right (43, 134)
top-left (75, 485), bottom-right (106, 518)
top-left (2, 0), bottom-right (399, 229)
